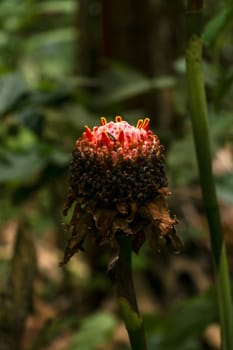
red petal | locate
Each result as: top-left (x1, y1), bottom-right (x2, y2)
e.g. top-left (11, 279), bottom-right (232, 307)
top-left (101, 131), bottom-right (111, 145)
top-left (118, 129), bottom-right (124, 143)
top-left (84, 126), bottom-right (93, 141)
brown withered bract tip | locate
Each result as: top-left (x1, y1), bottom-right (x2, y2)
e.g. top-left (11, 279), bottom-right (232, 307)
top-left (61, 117), bottom-right (183, 267)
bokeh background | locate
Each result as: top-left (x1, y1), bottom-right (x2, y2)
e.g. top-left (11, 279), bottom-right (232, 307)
top-left (0, 1), bottom-right (233, 349)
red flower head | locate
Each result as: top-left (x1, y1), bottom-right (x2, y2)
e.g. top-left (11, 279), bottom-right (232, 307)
top-left (61, 117), bottom-right (182, 267)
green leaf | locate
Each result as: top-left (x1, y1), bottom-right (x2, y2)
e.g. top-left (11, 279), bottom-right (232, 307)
top-left (214, 69), bottom-right (233, 109)
top-left (146, 289), bottom-right (218, 350)
top-left (167, 135), bottom-right (198, 186)
top-left (161, 291), bottom-right (217, 346)
top-left (38, 1), bottom-right (76, 14)
top-left (216, 174), bottom-right (233, 205)
top-left (48, 149), bottom-right (70, 166)
top-left (18, 108), bottom-right (45, 136)
top-left (0, 73), bottom-right (28, 117)
top-left (0, 149), bottom-right (46, 182)
top-left (25, 28), bottom-right (75, 52)
top-left (70, 312), bottom-right (117, 350)
top-left (93, 65), bottom-right (176, 106)
top-left (203, 4), bottom-right (233, 46)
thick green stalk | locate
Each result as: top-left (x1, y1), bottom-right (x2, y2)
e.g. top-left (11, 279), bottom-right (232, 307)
top-left (116, 235), bottom-right (148, 350)
top-left (186, 2), bottom-right (233, 349)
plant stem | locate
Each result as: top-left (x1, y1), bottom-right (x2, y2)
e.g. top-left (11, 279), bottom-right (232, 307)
top-left (186, 2), bottom-right (233, 349)
top-left (116, 235), bottom-right (148, 350)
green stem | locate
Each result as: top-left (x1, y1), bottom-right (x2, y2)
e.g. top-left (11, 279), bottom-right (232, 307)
top-left (116, 235), bottom-right (148, 350)
top-left (186, 2), bottom-right (233, 349)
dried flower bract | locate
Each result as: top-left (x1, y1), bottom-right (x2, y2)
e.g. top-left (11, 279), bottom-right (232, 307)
top-left (61, 116), bottom-right (182, 268)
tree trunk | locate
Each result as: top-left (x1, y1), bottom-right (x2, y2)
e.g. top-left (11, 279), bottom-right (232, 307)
top-left (76, 0), bottom-right (184, 128)
top-left (75, 0), bottom-right (102, 78)
top-left (0, 224), bottom-right (36, 350)
top-left (102, 0), bottom-right (184, 129)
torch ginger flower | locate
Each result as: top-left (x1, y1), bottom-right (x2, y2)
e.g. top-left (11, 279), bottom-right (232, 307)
top-left (61, 116), bottom-right (182, 268)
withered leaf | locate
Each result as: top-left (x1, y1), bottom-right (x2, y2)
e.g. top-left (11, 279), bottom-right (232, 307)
top-left (139, 188), bottom-right (182, 254)
top-left (60, 210), bottom-right (92, 265)
top-left (112, 217), bottom-right (133, 236)
top-left (116, 201), bottom-right (128, 215)
top-left (166, 226), bottom-right (184, 253)
top-left (144, 223), bottom-right (163, 253)
top-left (126, 202), bottom-right (137, 223)
top-left (132, 230), bottom-right (145, 253)
top-left (92, 208), bottom-right (116, 235)
top-left (63, 191), bottom-right (75, 216)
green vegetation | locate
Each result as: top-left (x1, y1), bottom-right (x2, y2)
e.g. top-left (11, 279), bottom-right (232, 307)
top-left (0, 1), bottom-right (233, 349)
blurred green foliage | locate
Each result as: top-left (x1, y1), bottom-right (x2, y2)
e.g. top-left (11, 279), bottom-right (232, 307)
top-left (70, 312), bottom-right (118, 350)
top-left (146, 289), bottom-right (218, 350)
top-left (0, 0), bottom-right (233, 349)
